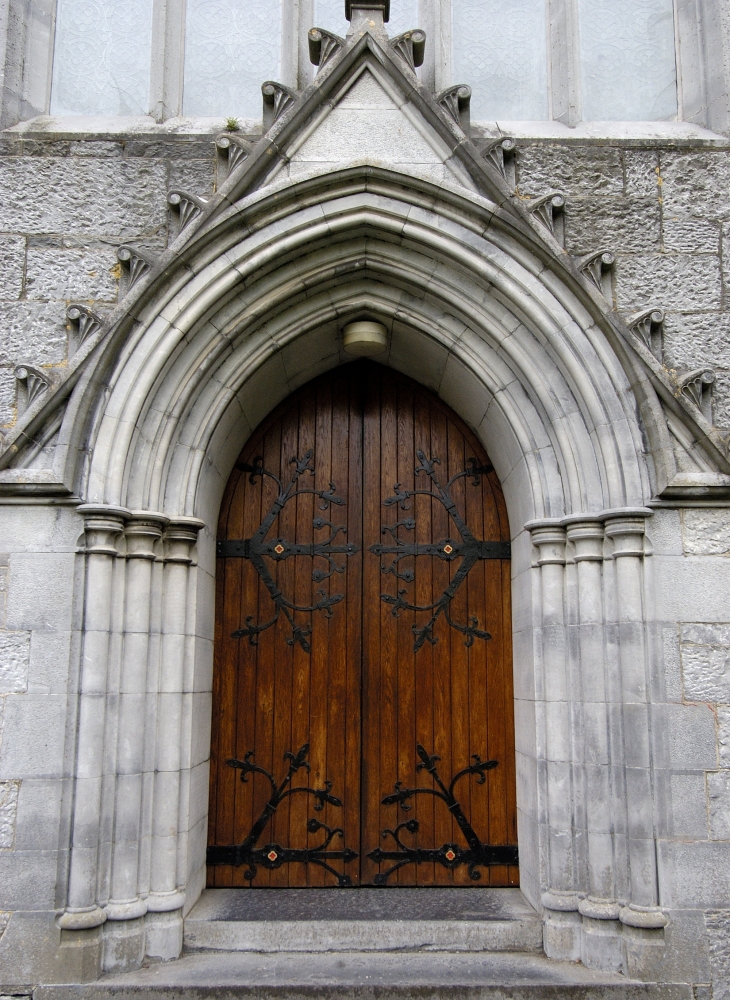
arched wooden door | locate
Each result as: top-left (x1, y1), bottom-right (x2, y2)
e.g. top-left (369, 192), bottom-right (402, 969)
top-left (207, 361), bottom-right (518, 887)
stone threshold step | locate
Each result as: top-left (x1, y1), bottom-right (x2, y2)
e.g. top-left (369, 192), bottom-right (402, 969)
top-left (35, 952), bottom-right (691, 1000)
top-left (184, 888), bottom-right (543, 953)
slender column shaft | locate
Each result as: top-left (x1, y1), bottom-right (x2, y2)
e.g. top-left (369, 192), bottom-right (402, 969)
top-left (148, 517), bottom-right (204, 913)
top-left (60, 505), bottom-right (129, 930)
top-left (107, 514), bottom-right (168, 921)
top-left (604, 510), bottom-right (657, 910)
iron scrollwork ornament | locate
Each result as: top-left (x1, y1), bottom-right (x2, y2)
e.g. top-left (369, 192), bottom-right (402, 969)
top-left (218, 450), bottom-right (358, 652)
top-left (206, 744), bottom-right (358, 885)
top-left (367, 744), bottom-right (518, 884)
top-left (370, 451), bottom-right (509, 652)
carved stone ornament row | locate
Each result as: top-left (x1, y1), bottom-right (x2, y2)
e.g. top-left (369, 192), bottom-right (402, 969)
top-left (6, 10), bottom-right (720, 448)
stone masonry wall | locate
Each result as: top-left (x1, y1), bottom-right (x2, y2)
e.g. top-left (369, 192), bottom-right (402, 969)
top-left (0, 131), bottom-right (220, 430)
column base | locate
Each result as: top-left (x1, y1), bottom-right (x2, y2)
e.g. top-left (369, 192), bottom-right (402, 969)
top-left (145, 909), bottom-right (183, 961)
top-left (102, 916), bottom-right (145, 973)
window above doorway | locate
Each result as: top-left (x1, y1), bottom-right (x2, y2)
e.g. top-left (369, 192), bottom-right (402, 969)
top-left (3, 0), bottom-right (728, 134)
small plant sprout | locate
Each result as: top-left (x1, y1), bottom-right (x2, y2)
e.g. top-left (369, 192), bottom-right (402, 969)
top-left (224, 117), bottom-right (240, 132)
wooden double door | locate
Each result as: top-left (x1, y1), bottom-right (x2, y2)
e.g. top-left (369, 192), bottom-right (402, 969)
top-left (207, 362), bottom-right (518, 887)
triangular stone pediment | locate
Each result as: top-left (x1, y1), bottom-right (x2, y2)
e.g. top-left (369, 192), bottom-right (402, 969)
top-left (283, 65), bottom-right (475, 189)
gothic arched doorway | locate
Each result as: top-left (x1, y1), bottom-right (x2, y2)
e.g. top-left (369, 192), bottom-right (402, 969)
top-left (207, 361), bottom-right (518, 887)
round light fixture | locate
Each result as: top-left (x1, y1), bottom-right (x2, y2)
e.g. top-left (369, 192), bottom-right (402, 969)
top-left (342, 320), bottom-right (388, 357)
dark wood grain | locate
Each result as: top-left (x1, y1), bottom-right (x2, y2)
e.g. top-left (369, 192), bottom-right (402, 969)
top-left (208, 361), bottom-right (517, 888)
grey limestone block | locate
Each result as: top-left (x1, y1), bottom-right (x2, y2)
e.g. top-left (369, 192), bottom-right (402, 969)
top-left (614, 253), bottom-right (722, 312)
top-left (68, 140), bottom-right (123, 158)
top-left (0, 159), bottom-right (168, 237)
top-left (706, 910), bottom-right (730, 1000)
top-left (0, 301), bottom-right (66, 366)
top-left (660, 151), bottom-right (730, 221)
top-left (0, 366), bottom-right (16, 428)
top-left (515, 144), bottom-right (624, 197)
top-left (682, 508), bottom-right (730, 554)
top-left (0, 778), bottom-right (19, 848)
top-left (670, 773), bottom-right (709, 838)
top-left (708, 770), bottom-right (730, 840)
top-left (563, 197), bottom-right (661, 255)
top-left (623, 149), bottom-right (660, 198)
top-left (680, 623), bottom-right (730, 703)
top-left (662, 216), bottom-right (721, 254)
top-left (663, 312), bottom-right (730, 370)
top-left (25, 246), bottom-right (118, 302)
top-left (707, 372), bottom-right (730, 428)
top-left (0, 235), bottom-right (24, 299)
top-left (719, 706), bottom-right (730, 767)
top-left (168, 159), bottom-right (216, 199)
top-left (665, 702), bottom-right (718, 769)
top-left (0, 694), bottom-right (67, 778)
top-left (0, 630), bottom-right (29, 692)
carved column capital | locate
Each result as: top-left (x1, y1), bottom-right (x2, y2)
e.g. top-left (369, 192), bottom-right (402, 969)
top-left (164, 517), bottom-right (205, 564)
top-left (125, 511), bottom-right (169, 560)
top-left (601, 508), bottom-right (652, 558)
top-left (77, 504), bottom-right (130, 554)
top-left (526, 519), bottom-right (567, 564)
top-left (564, 517), bottom-right (604, 561)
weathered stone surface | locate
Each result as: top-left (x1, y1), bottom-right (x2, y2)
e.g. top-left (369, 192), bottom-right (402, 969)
top-left (515, 145), bottom-right (623, 197)
top-left (168, 160), bottom-right (216, 199)
top-left (705, 910), bottom-right (730, 1000)
top-left (660, 152), bottom-right (730, 221)
top-left (719, 707), bottom-right (730, 767)
top-left (0, 779), bottom-right (19, 848)
top-left (663, 313), bottom-right (730, 370)
top-left (68, 141), bottom-right (123, 158)
top-left (662, 217), bottom-right (721, 254)
top-left (683, 509), bottom-right (730, 554)
top-left (711, 374), bottom-right (730, 428)
top-left (0, 909), bottom-right (10, 941)
top-left (0, 631), bottom-right (30, 693)
top-left (614, 254), bottom-right (722, 311)
top-left (0, 237), bottom-right (25, 299)
top-left (563, 198), bottom-right (660, 254)
top-left (0, 302), bottom-right (67, 366)
top-left (708, 771), bottom-right (730, 840)
top-left (25, 247), bottom-right (118, 302)
top-left (0, 367), bottom-right (17, 428)
top-left (623, 150), bottom-right (660, 198)
top-left (680, 623), bottom-right (730, 703)
top-left (0, 159), bottom-right (168, 237)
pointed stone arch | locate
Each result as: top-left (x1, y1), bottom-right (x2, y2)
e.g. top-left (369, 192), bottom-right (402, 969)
top-left (5, 16), bottom-right (719, 977)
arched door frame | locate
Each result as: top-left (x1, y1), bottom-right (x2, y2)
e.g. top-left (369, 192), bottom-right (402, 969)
top-left (46, 170), bottom-right (668, 972)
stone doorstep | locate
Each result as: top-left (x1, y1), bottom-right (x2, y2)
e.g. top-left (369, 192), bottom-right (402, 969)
top-left (183, 888), bottom-right (543, 953)
top-left (31, 952), bottom-right (692, 999)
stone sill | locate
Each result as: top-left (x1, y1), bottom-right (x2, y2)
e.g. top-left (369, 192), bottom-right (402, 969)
top-left (4, 115), bottom-right (729, 148)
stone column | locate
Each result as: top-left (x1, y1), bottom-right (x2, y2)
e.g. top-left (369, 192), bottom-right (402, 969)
top-left (145, 516), bottom-right (204, 961)
top-left (103, 512), bottom-right (168, 972)
top-left (603, 509), bottom-right (667, 976)
top-left (59, 505), bottom-right (129, 932)
top-left (527, 520), bottom-right (581, 961)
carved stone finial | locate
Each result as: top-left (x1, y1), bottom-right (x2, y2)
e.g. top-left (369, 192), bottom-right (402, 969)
top-left (390, 29), bottom-right (426, 71)
top-left (66, 305), bottom-right (103, 347)
top-left (627, 307), bottom-right (665, 359)
top-left (482, 136), bottom-right (516, 182)
top-left (526, 192), bottom-right (565, 241)
top-left (168, 190), bottom-right (208, 231)
top-left (262, 82), bottom-right (299, 131)
top-left (436, 85), bottom-right (471, 132)
top-left (215, 133), bottom-right (254, 177)
top-left (309, 28), bottom-right (345, 71)
top-left (679, 368), bottom-right (715, 420)
top-left (117, 246), bottom-right (157, 289)
top-left (15, 365), bottom-right (51, 410)
top-left (576, 249), bottom-right (615, 295)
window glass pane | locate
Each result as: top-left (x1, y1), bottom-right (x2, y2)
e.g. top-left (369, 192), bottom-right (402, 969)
top-left (314, 0), bottom-right (419, 38)
top-left (183, 0), bottom-right (281, 117)
top-left (578, 0), bottom-right (677, 120)
top-left (50, 0), bottom-right (152, 115)
top-left (452, 0), bottom-right (548, 120)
